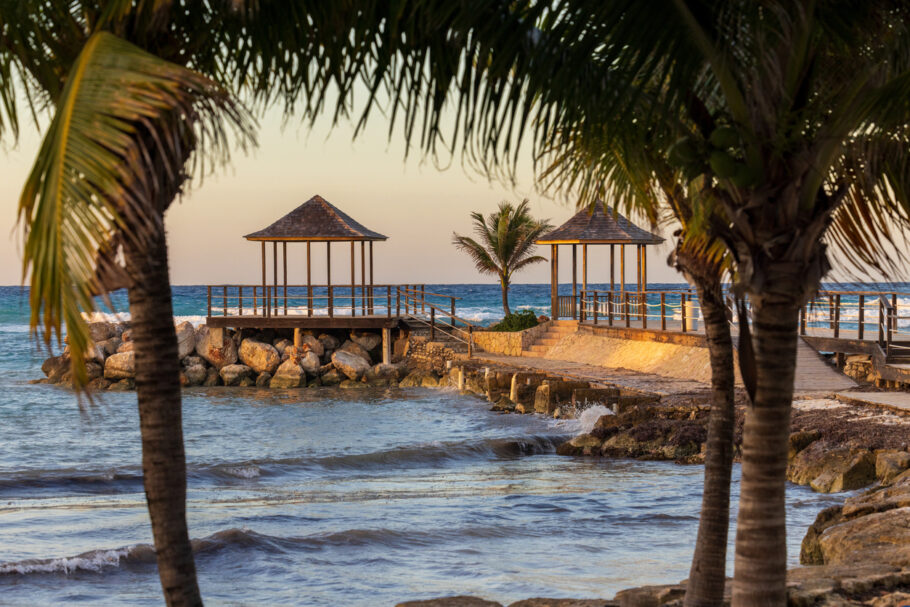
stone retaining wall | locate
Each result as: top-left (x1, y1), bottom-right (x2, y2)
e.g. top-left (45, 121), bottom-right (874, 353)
top-left (472, 321), bottom-right (552, 356)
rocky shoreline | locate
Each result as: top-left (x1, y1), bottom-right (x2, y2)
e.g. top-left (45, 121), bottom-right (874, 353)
top-left (34, 320), bottom-right (910, 605)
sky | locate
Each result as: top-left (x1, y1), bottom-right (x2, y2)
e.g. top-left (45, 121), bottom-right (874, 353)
top-left (0, 106), bottom-right (685, 287)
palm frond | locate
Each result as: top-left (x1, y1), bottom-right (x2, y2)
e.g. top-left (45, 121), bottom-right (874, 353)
top-left (18, 30), bottom-right (252, 387)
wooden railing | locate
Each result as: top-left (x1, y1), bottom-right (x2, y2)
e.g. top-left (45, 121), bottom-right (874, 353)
top-left (576, 289), bottom-right (700, 332)
top-left (397, 287), bottom-right (479, 356)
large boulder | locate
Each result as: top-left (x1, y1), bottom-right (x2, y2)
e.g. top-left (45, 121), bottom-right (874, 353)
top-left (183, 364), bottom-right (207, 386)
top-left (366, 363), bottom-right (404, 382)
top-left (97, 337), bottom-right (121, 357)
top-left (299, 351), bottom-right (321, 375)
top-left (117, 341), bottom-right (134, 353)
top-left (790, 441), bottom-right (877, 493)
top-left (88, 321), bottom-right (116, 342)
top-left (203, 367), bottom-right (221, 387)
top-left (331, 350), bottom-right (371, 380)
top-left (175, 321), bottom-right (196, 360)
top-left (274, 339), bottom-right (293, 359)
top-left (339, 339), bottom-right (372, 362)
top-left (876, 450), bottom-right (910, 484)
top-left (220, 364), bottom-right (253, 386)
top-left (104, 351), bottom-right (135, 380)
top-left (399, 370), bottom-right (440, 388)
top-left (238, 339), bottom-right (281, 375)
top-left (320, 368), bottom-right (344, 386)
top-left (298, 334), bottom-right (324, 357)
top-left (349, 331), bottom-right (381, 352)
top-left (270, 359), bottom-right (306, 389)
top-left (42, 355), bottom-right (70, 383)
top-left (195, 326), bottom-right (237, 370)
top-left (318, 333), bottom-right (341, 351)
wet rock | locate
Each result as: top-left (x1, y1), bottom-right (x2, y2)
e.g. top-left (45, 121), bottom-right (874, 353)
top-left (238, 339), bottom-right (280, 375)
top-left (255, 372), bottom-right (272, 388)
top-left (87, 377), bottom-right (111, 391)
top-left (270, 359), bottom-right (305, 389)
top-left (399, 370), bottom-right (440, 388)
top-left (182, 355), bottom-right (204, 368)
top-left (298, 334), bottom-right (324, 357)
top-left (789, 441), bottom-right (877, 492)
top-left (817, 507), bottom-right (910, 568)
top-left (801, 505), bottom-right (846, 564)
top-left (85, 361), bottom-right (103, 380)
top-left (350, 330), bottom-right (382, 352)
top-left (332, 350), bottom-right (371, 381)
top-left (339, 339), bottom-right (372, 362)
top-left (508, 600), bottom-right (617, 607)
top-left (108, 378), bottom-right (134, 391)
top-left (97, 337), bottom-right (122, 357)
top-left (104, 351), bottom-right (135, 380)
top-left (339, 379), bottom-right (368, 389)
top-left (876, 450), bottom-right (910, 484)
top-left (490, 395), bottom-right (516, 412)
top-left (366, 363), bottom-right (404, 382)
top-left (320, 368), bottom-right (344, 386)
top-left (534, 381), bottom-right (590, 414)
top-left (184, 364), bottom-right (207, 386)
top-left (42, 355), bottom-right (69, 383)
top-left (195, 326), bottom-right (238, 370)
top-left (298, 351), bottom-right (322, 376)
top-left (396, 597), bottom-right (503, 607)
top-left (203, 367), bottom-right (221, 387)
top-left (88, 321), bottom-right (116, 342)
top-left (117, 341), bottom-right (134, 353)
top-left (175, 321), bottom-right (196, 360)
top-left (273, 338), bottom-right (293, 357)
top-left (219, 364), bottom-right (253, 387)
top-left (556, 433), bottom-right (603, 456)
top-left (789, 430), bottom-right (822, 460)
top-left (318, 333), bottom-right (341, 351)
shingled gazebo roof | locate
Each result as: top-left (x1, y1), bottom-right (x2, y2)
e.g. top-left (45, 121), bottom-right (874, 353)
top-left (244, 195), bottom-right (388, 241)
top-left (535, 204), bottom-right (664, 245)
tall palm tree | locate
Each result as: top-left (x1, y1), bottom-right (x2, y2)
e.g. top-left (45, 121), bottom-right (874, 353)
top-left (2, 2), bottom-right (548, 604)
top-left (542, 121), bottom-right (738, 607)
top-left (460, 3), bottom-right (910, 605)
top-left (452, 200), bottom-right (551, 316)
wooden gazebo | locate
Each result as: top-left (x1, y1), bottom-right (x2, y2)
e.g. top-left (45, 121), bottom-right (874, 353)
top-left (535, 204), bottom-right (664, 318)
top-left (244, 194), bottom-right (387, 317)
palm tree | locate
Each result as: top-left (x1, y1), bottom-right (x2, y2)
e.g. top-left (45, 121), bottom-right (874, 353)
top-left (452, 200), bottom-right (551, 316)
top-left (454, 4), bottom-right (910, 605)
top-left (2, 2), bottom-right (545, 604)
top-left (542, 120), bottom-right (738, 606)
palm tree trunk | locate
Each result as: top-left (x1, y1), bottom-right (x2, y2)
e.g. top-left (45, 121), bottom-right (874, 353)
top-left (124, 228), bottom-right (202, 607)
top-left (685, 286), bottom-right (736, 607)
top-left (501, 279), bottom-right (511, 316)
top-left (732, 297), bottom-right (799, 607)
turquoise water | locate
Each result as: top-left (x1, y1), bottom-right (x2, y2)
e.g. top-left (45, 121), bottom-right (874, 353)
top-left (0, 285), bottom-right (846, 606)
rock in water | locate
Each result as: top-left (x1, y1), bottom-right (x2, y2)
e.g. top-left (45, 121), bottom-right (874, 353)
top-left (366, 363), bottom-right (403, 381)
top-left (331, 350), bottom-right (371, 380)
top-left (273, 339), bottom-right (292, 359)
top-left (350, 331), bottom-right (381, 352)
top-left (320, 368), bottom-right (344, 386)
top-left (195, 325), bottom-right (238, 370)
top-left (175, 321), bottom-right (196, 360)
top-left (184, 364), bottom-right (207, 386)
top-left (399, 371), bottom-right (440, 388)
top-left (220, 364), bottom-right (253, 386)
top-left (239, 339), bottom-right (281, 375)
top-left (339, 339), bottom-right (372, 362)
top-left (88, 322), bottom-right (115, 342)
top-left (255, 372), bottom-right (272, 387)
top-left (42, 355), bottom-right (69, 383)
top-left (270, 359), bottom-right (306, 388)
top-left (97, 337), bottom-right (122, 357)
top-left (104, 352), bottom-right (135, 380)
top-left (203, 367), bottom-right (221, 387)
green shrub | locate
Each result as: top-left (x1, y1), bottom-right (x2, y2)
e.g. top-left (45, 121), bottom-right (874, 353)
top-left (490, 310), bottom-right (539, 332)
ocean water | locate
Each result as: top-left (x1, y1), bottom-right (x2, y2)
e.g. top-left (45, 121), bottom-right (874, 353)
top-left (0, 284), bottom-right (851, 606)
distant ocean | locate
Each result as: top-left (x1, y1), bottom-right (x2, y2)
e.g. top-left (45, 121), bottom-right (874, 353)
top-left (0, 283), bottom-right (870, 605)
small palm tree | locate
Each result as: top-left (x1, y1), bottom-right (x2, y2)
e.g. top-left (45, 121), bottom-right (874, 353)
top-left (452, 200), bottom-right (551, 317)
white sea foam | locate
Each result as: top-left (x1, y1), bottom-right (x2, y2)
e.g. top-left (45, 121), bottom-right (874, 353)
top-left (577, 405), bottom-right (613, 433)
top-left (224, 465), bottom-right (261, 479)
top-left (0, 546), bottom-right (137, 575)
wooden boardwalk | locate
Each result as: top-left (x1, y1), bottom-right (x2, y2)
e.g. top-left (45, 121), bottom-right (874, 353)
top-left (794, 338), bottom-right (857, 393)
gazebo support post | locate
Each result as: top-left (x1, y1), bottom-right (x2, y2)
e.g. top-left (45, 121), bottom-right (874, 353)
top-left (327, 242), bottom-right (333, 318)
top-left (550, 244), bottom-right (559, 319)
top-left (272, 241), bottom-right (278, 316)
top-left (572, 244), bottom-right (577, 319)
top-left (382, 328), bottom-right (391, 364)
top-left (643, 246), bottom-right (648, 291)
top-left (283, 242), bottom-right (288, 315)
top-left (306, 242), bottom-right (312, 317)
top-left (610, 244), bottom-right (615, 293)
top-left (350, 241), bottom-right (356, 317)
top-left (369, 241), bottom-right (374, 314)
top-left (620, 245), bottom-right (626, 305)
top-left (261, 241), bottom-right (267, 318)
top-left (360, 241), bottom-right (366, 315)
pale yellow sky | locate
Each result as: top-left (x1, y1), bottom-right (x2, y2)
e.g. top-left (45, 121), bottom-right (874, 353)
top-left (0, 106), bottom-right (686, 287)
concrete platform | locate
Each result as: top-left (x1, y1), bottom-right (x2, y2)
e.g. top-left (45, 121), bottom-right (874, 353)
top-left (836, 391), bottom-right (910, 414)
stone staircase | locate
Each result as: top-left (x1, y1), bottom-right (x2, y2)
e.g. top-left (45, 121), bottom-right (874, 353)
top-left (522, 320), bottom-right (578, 357)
